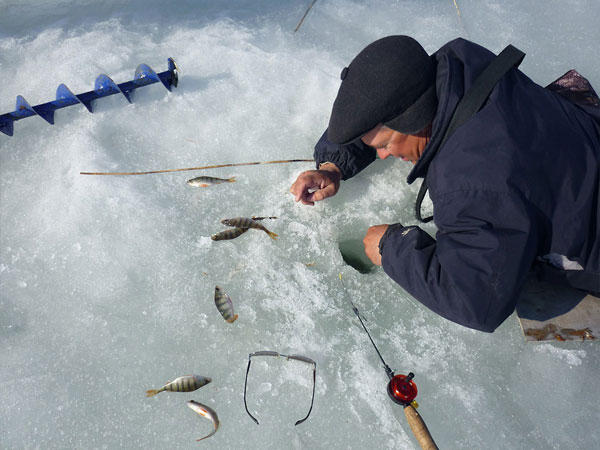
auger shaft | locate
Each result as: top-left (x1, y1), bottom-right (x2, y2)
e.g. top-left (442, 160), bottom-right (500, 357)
top-left (0, 57), bottom-right (179, 137)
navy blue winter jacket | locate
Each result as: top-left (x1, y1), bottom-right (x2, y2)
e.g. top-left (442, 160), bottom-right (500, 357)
top-left (314, 38), bottom-right (600, 332)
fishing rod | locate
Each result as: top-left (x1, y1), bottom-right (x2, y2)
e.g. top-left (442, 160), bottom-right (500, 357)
top-left (79, 159), bottom-right (315, 175)
top-left (80, 159), bottom-right (314, 176)
top-left (338, 274), bottom-right (438, 450)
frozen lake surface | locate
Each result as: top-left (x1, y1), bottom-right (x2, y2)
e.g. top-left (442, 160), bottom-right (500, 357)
top-left (1, 1), bottom-right (599, 449)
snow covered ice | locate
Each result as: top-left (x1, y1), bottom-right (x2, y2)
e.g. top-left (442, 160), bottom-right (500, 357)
top-left (1, 1), bottom-right (599, 449)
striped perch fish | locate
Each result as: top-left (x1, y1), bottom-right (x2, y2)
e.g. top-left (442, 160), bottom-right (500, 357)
top-left (220, 217), bottom-right (278, 240)
top-left (214, 286), bottom-right (238, 323)
top-left (211, 227), bottom-right (248, 241)
top-left (145, 375), bottom-right (212, 397)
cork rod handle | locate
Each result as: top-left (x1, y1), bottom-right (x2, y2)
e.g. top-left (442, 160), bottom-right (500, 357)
top-left (403, 404), bottom-right (439, 450)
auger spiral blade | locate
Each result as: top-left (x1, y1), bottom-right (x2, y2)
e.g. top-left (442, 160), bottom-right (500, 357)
top-left (0, 57), bottom-right (179, 137)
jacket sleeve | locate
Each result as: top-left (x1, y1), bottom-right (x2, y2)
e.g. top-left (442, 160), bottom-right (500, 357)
top-left (379, 189), bottom-right (539, 332)
top-left (313, 129), bottom-right (376, 180)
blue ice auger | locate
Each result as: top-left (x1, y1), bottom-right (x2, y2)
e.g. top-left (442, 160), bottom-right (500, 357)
top-left (0, 57), bottom-right (179, 137)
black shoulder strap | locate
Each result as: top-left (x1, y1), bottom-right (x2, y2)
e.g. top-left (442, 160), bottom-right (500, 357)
top-left (416, 44), bottom-right (525, 223)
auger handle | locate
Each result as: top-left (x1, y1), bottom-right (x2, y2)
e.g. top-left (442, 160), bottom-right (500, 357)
top-left (403, 404), bottom-right (438, 450)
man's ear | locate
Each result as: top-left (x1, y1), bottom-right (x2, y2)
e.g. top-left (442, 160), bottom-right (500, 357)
top-left (413, 122), bottom-right (432, 138)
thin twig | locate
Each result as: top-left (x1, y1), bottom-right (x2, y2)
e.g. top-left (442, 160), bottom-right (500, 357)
top-left (452, 0), bottom-right (470, 39)
top-left (80, 159), bottom-right (315, 176)
top-left (294, 0), bottom-right (317, 32)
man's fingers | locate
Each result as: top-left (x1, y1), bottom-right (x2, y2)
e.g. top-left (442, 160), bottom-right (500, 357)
top-left (310, 184), bottom-right (335, 202)
top-left (291, 173), bottom-right (315, 200)
top-left (290, 182), bottom-right (315, 205)
top-left (362, 225), bottom-right (389, 266)
top-left (291, 181), bottom-right (308, 202)
top-left (290, 170), bottom-right (339, 205)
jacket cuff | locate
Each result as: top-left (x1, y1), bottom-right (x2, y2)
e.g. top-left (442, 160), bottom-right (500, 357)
top-left (314, 154), bottom-right (349, 179)
top-left (378, 223), bottom-right (407, 254)
top-left (313, 129), bottom-right (376, 180)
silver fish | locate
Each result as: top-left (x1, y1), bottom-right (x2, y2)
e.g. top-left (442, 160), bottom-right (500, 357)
top-left (214, 286), bottom-right (238, 323)
top-left (146, 375), bottom-right (212, 397)
top-left (220, 217), bottom-right (278, 240)
top-left (211, 227), bottom-right (248, 241)
top-left (186, 400), bottom-right (220, 441)
top-left (187, 176), bottom-right (236, 187)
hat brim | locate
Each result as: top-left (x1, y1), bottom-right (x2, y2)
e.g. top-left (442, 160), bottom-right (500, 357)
top-left (327, 86), bottom-right (381, 145)
top-left (384, 84), bottom-right (437, 135)
top-left (327, 83), bottom-right (437, 145)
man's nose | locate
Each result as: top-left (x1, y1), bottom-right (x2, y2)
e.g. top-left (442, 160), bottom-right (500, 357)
top-left (377, 148), bottom-right (389, 159)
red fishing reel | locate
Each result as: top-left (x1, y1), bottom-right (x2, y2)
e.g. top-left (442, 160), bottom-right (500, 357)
top-left (387, 372), bottom-right (418, 406)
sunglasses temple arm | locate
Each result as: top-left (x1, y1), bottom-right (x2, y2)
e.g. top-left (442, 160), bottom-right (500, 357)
top-left (287, 354), bottom-right (315, 365)
top-left (295, 362), bottom-right (317, 426)
top-left (252, 350), bottom-right (280, 357)
top-left (244, 355), bottom-right (260, 425)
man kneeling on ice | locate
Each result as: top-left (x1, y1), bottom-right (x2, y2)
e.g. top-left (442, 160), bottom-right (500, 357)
top-left (290, 35), bottom-right (600, 332)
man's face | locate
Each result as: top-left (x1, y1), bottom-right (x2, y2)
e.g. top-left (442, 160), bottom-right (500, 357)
top-left (361, 124), bottom-right (429, 164)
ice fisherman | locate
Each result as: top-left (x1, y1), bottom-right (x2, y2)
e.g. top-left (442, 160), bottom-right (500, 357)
top-left (290, 36), bottom-right (600, 332)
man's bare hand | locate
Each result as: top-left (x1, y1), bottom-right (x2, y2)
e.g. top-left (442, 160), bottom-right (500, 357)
top-left (290, 163), bottom-right (342, 206)
top-left (363, 225), bottom-right (389, 266)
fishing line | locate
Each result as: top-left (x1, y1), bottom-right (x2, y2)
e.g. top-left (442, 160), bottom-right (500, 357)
top-left (338, 273), bottom-right (394, 379)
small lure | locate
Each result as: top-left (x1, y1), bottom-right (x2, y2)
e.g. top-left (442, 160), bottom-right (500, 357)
top-left (211, 227), bottom-right (248, 241)
top-left (220, 217), bottom-right (278, 240)
top-left (186, 400), bottom-right (220, 441)
top-left (251, 216), bottom-right (277, 221)
top-left (214, 286), bottom-right (238, 323)
top-left (146, 375), bottom-right (212, 397)
top-left (187, 176), bottom-right (236, 187)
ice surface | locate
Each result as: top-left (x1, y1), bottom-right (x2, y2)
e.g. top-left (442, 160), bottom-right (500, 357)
top-left (1, 1), bottom-right (599, 449)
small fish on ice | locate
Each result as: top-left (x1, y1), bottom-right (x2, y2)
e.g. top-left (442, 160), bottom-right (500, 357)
top-left (187, 176), bottom-right (236, 187)
top-left (220, 217), bottom-right (278, 240)
top-left (211, 227), bottom-right (248, 241)
top-left (186, 400), bottom-right (220, 441)
top-left (214, 286), bottom-right (238, 323)
top-left (145, 375), bottom-right (212, 397)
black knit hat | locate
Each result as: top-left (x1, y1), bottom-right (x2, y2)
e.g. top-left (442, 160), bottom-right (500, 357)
top-left (327, 35), bottom-right (437, 145)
